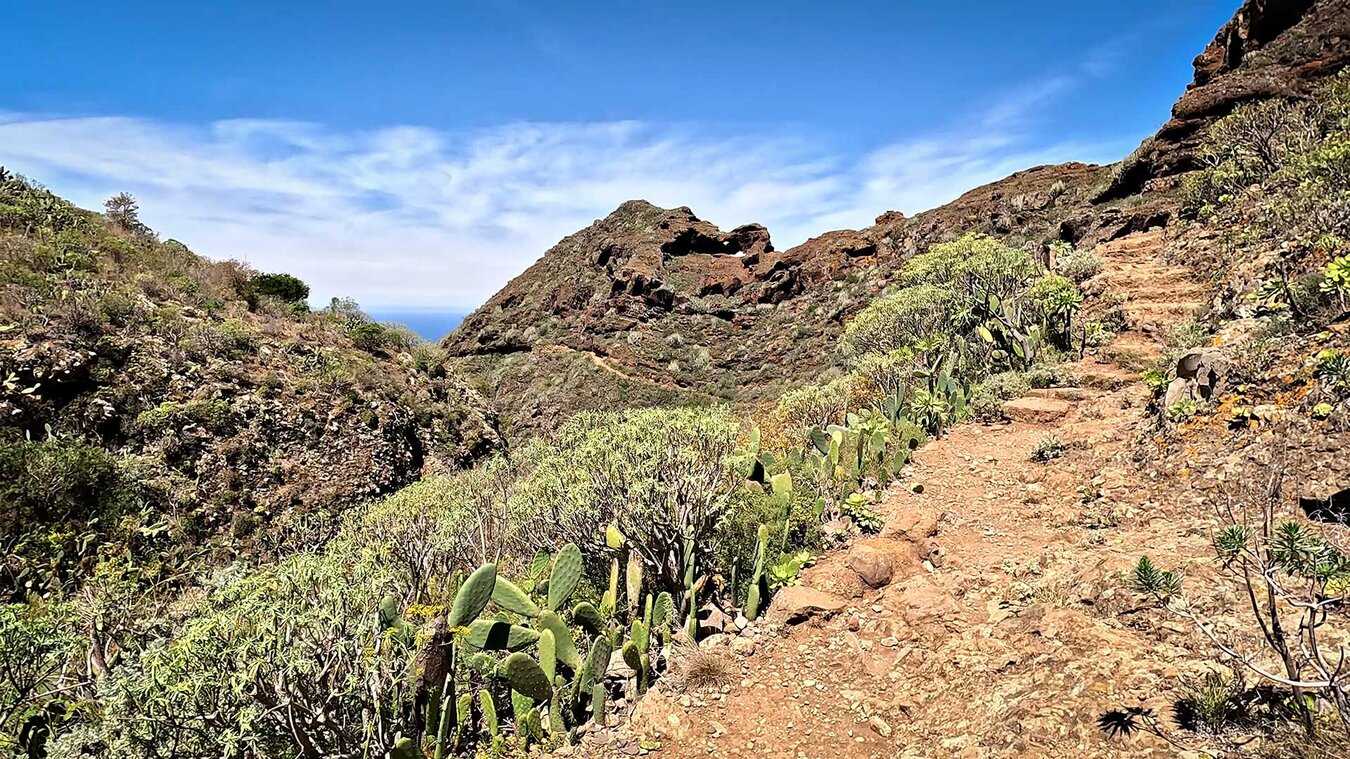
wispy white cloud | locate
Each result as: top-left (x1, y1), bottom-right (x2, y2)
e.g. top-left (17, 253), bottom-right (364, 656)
top-left (0, 79), bottom-right (1133, 310)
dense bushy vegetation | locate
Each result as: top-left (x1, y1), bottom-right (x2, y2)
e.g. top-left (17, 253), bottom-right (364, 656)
top-left (0, 405), bottom-right (837, 756)
top-left (776, 233), bottom-right (1085, 444)
top-left (1181, 71), bottom-right (1350, 327)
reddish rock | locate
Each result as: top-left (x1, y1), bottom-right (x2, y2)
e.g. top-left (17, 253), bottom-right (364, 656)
top-left (765, 586), bottom-right (848, 625)
top-left (1100, 0), bottom-right (1350, 199)
top-left (1002, 397), bottom-right (1073, 424)
top-left (845, 544), bottom-right (894, 588)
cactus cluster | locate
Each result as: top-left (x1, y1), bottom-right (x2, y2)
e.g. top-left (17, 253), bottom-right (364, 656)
top-left (385, 535), bottom-right (682, 756)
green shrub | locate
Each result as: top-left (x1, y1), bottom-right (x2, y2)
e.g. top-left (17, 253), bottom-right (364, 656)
top-left (1023, 362), bottom-right (1066, 389)
top-left (851, 348), bottom-right (917, 397)
top-left (1166, 320), bottom-right (1210, 353)
top-left (0, 440), bottom-right (133, 534)
top-left (968, 371), bottom-right (1030, 421)
top-left (511, 406), bottom-right (743, 596)
top-left (1053, 243), bottom-right (1103, 283)
top-left (839, 284), bottom-right (956, 358)
top-left (776, 378), bottom-right (850, 430)
top-left (0, 601), bottom-right (80, 753)
top-left (249, 272), bottom-right (310, 304)
top-left (133, 399), bottom-right (233, 438)
top-left (89, 551), bottom-right (409, 758)
top-left (1031, 433), bottom-right (1066, 462)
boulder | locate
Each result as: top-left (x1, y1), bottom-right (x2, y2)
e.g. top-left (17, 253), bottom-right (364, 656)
top-left (765, 587), bottom-right (848, 625)
top-left (885, 505), bottom-right (940, 540)
top-left (846, 544), bottom-right (894, 588)
top-left (1165, 349), bottom-right (1229, 407)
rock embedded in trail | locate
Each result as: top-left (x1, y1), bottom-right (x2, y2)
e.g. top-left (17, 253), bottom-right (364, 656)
top-left (765, 587), bottom-right (848, 625)
top-left (1164, 348), bottom-right (1229, 408)
top-left (1001, 396), bottom-right (1074, 424)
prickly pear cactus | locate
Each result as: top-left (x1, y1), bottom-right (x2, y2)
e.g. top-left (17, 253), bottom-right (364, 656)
top-left (480, 690), bottom-right (499, 737)
top-left (548, 543), bottom-right (583, 612)
top-left (653, 592), bottom-right (673, 628)
top-left (591, 683), bottom-right (607, 727)
top-left (491, 576), bottom-right (540, 618)
top-left (450, 563), bottom-right (498, 628)
top-left (538, 611), bottom-right (580, 670)
top-left (629, 619), bottom-right (650, 655)
top-left (605, 522), bottom-right (624, 549)
top-left (462, 619), bottom-right (539, 652)
top-left (572, 601), bottom-right (605, 635)
top-left (538, 628), bottom-right (557, 683)
top-left (625, 553), bottom-right (644, 614)
top-left (502, 652), bottom-right (553, 702)
top-left (581, 636), bottom-right (612, 693)
top-left (600, 557), bottom-right (619, 617)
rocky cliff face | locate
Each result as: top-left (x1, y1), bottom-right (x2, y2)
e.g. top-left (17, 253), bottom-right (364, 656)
top-left (1099, 0), bottom-right (1350, 199)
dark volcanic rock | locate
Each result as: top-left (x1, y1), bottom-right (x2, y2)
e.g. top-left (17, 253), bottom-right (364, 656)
top-left (1099, 0), bottom-right (1350, 200)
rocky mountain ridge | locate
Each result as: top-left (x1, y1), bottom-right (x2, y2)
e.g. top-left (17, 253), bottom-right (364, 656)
top-left (446, 0), bottom-right (1350, 438)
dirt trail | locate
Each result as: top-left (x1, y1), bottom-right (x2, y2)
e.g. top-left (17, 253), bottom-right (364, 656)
top-left (579, 230), bottom-right (1222, 758)
top-left (541, 344), bottom-right (660, 385)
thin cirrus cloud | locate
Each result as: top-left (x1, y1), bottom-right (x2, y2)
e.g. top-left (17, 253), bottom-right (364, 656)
top-left (0, 80), bottom-right (1134, 311)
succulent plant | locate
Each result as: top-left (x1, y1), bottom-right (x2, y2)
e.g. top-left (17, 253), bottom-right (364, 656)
top-left (491, 576), bottom-right (540, 617)
top-left (572, 601), bottom-right (605, 635)
top-left (502, 651), bottom-right (553, 702)
top-left (450, 563), bottom-right (497, 628)
top-left (548, 543), bottom-right (583, 612)
top-left (462, 619), bottom-right (540, 652)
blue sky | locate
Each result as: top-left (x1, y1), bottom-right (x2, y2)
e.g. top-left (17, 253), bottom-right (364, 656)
top-left (1, 0), bottom-right (1237, 311)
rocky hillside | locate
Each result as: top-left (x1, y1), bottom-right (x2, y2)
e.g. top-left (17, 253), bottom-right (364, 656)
top-left (447, 0), bottom-right (1350, 437)
top-left (0, 177), bottom-right (499, 596)
top-left (1099, 0), bottom-right (1350, 200)
top-left (445, 162), bottom-right (1171, 434)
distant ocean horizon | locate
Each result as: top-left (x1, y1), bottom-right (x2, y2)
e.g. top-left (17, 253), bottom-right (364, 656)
top-left (367, 309), bottom-right (468, 342)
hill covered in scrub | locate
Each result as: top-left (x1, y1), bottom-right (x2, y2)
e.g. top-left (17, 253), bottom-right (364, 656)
top-left (0, 175), bottom-right (500, 597)
top-left (445, 0), bottom-right (1350, 439)
top-left (6, 0), bottom-right (1350, 758)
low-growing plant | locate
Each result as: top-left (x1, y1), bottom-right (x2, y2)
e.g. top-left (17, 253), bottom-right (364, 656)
top-left (969, 371), bottom-right (1030, 421)
top-left (1031, 433), bottom-right (1066, 462)
top-left (1054, 242), bottom-right (1104, 283)
top-left (1129, 462), bottom-right (1350, 741)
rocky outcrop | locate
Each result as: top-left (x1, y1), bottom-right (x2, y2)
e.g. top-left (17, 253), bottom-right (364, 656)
top-left (1164, 348), bottom-right (1230, 408)
top-left (1099, 0), bottom-right (1350, 200)
top-left (446, 163), bottom-right (1110, 436)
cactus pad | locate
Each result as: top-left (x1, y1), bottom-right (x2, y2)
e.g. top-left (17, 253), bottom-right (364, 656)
top-left (491, 576), bottom-right (540, 618)
top-left (462, 619), bottom-right (539, 652)
top-left (572, 601), bottom-right (605, 635)
top-left (449, 563), bottom-right (497, 628)
top-left (502, 652), bottom-right (553, 702)
top-left (538, 611), bottom-right (580, 670)
top-left (548, 543), bottom-right (583, 611)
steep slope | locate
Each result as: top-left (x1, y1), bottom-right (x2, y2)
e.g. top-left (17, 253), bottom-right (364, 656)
top-left (0, 175), bottom-right (499, 595)
top-left (1099, 0), bottom-right (1350, 200)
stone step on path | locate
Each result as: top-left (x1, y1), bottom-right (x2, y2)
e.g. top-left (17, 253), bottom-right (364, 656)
top-left (1073, 363), bottom-right (1140, 390)
top-left (1001, 395), bottom-right (1075, 424)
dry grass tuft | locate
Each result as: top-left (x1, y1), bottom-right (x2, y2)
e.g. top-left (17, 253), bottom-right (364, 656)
top-left (667, 642), bottom-right (737, 692)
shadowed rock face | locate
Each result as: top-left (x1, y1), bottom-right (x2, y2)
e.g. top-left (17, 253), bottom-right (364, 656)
top-left (1099, 0), bottom-right (1350, 200)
